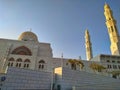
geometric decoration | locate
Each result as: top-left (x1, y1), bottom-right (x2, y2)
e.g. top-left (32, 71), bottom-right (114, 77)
top-left (24, 59), bottom-right (31, 62)
top-left (16, 58), bottom-right (22, 62)
top-left (39, 60), bottom-right (45, 63)
top-left (11, 46), bottom-right (32, 56)
top-left (8, 58), bottom-right (15, 61)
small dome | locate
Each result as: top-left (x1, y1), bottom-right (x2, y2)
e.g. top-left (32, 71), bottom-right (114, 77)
top-left (18, 31), bottom-right (38, 42)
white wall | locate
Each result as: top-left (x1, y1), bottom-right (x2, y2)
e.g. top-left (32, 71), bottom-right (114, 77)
top-left (1, 67), bottom-right (52, 90)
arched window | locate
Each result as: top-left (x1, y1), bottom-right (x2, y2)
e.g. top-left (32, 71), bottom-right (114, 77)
top-left (8, 58), bottom-right (14, 67)
top-left (38, 60), bottom-right (45, 70)
top-left (11, 46), bottom-right (32, 56)
top-left (16, 58), bottom-right (22, 62)
top-left (39, 60), bottom-right (45, 63)
top-left (24, 59), bottom-right (31, 68)
top-left (16, 58), bottom-right (22, 68)
top-left (107, 64), bottom-right (112, 69)
top-left (118, 65), bottom-right (120, 69)
top-left (117, 61), bottom-right (120, 63)
top-left (24, 59), bottom-right (30, 62)
top-left (113, 65), bottom-right (117, 69)
top-left (112, 60), bottom-right (115, 63)
top-left (107, 60), bottom-right (110, 63)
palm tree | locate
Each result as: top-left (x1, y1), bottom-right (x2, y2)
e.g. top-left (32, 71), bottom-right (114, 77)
top-left (89, 63), bottom-right (106, 72)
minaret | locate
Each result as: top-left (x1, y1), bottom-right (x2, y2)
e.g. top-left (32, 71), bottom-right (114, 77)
top-left (104, 3), bottom-right (120, 55)
top-left (85, 29), bottom-right (93, 61)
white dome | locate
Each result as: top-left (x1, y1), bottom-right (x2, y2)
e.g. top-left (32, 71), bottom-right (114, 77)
top-left (18, 31), bottom-right (38, 42)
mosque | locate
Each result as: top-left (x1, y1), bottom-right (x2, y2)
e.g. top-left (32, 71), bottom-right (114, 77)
top-left (0, 3), bottom-right (120, 90)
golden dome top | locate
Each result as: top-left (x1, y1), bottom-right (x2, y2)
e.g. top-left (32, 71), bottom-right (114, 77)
top-left (18, 31), bottom-right (38, 42)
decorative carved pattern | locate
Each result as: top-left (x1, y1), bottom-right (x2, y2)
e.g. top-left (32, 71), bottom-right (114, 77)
top-left (16, 58), bottom-right (22, 62)
top-left (24, 59), bottom-right (31, 62)
top-left (8, 58), bottom-right (15, 61)
top-left (12, 46), bottom-right (32, 56)
top-left (39, 60), bottom-right (45, 63)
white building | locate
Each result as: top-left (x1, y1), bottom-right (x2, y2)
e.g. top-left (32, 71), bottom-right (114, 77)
top-left (91, 54), bottom-right (120, 71)
top-left (0, 31), bottom-right (53, 73)
top-left (0, 30), bottom-right (119, 90)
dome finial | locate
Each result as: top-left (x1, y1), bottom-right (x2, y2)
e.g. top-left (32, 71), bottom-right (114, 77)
top-left (27, 28), bottom-right (32, 32)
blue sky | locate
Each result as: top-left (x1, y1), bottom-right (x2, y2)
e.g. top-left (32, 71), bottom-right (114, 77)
top-left (0, 0), bottom-right (120, 60)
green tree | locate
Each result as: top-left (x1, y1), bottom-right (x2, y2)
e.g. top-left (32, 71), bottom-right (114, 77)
top-left (68, 59), bottom-right (84, 70)
top-left (89, 63), bottom-right (106, 72)
top-left (109, 70), bottom-right (120, 78)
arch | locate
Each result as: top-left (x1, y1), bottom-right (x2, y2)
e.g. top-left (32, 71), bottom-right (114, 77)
top-left (16, 58), bottom-right (22, 62)
top-left (117, 61), bottom-right (120, 63)
top-left (39, 60), bottom-right (45, 63)
top-left (24, 59), bottom-right (31, 68)
top-left (24, 59), bottom-right (30, 68)
top-left (38, 60), bottom-right (45, 69)
top-left (8, 57), bottom-right (14, 67)
top-left (8, 58), bottom-right (15, 61)
top-left (112, 60), bottom-right (115, 63)
top-left (12, 46), bottom-right (32, 56)
top-left (24, 59), bottom-right (31, 62)
top-left (107, 60), bottom-right (110, 63)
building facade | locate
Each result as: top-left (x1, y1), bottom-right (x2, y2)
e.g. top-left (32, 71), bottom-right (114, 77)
top-left (0, 31), bottom-right (53, 73)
